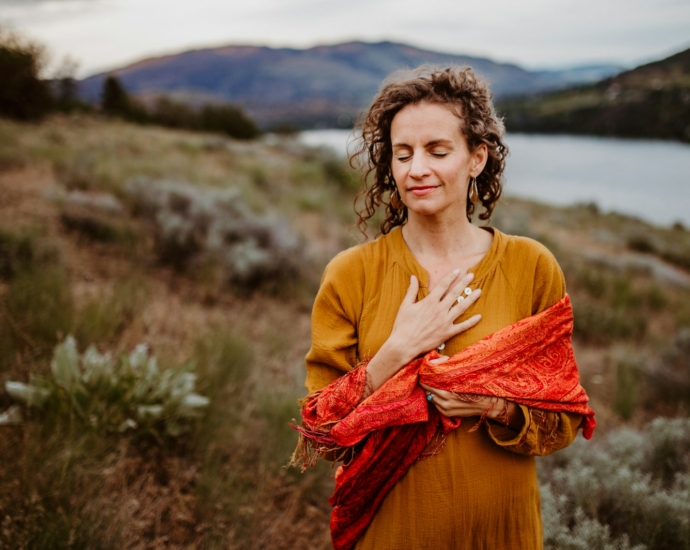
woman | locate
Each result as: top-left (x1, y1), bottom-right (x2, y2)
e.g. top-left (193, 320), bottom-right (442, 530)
top-left (294, 66), bottom-right (595, 550)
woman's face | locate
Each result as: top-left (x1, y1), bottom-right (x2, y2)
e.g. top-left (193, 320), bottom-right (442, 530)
top-left (390, 102), bottom-right (487, 220)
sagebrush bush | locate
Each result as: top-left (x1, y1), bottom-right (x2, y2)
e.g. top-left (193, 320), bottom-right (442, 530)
top-left (5, 335), bottom-right (209, 439)
top-left (125, 177), bottom-right (307, 291)
top-left (0, 227), bottom-right (58, 280)
top-left (642, 329), bottom-right (690, 413)
top-left (540, 417), bottom-right (690, 549)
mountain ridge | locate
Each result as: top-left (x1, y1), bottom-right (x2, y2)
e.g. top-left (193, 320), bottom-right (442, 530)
top-left (78, 40), bottom-right (622, 129)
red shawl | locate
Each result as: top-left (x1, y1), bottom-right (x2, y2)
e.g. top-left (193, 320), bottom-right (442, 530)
top-left (293, 294), bottom-right (595, 550)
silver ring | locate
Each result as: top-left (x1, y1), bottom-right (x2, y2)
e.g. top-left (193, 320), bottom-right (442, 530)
top-left (426, 392), bottom-right (434, 402)
top-left (457, 295), bottom-right (465, 303)
top-left (464, 287), bottom-right (472, 296)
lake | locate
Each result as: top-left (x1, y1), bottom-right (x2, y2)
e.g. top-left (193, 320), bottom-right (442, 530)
top-left (298, 130), bottom-right (690, 228)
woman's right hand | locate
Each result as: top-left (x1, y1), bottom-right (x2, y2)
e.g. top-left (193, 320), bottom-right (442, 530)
top-left (366, 269), bottom-right (482, 391)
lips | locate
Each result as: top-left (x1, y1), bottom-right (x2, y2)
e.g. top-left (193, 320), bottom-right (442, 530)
top-left (408, 186), bottom-right (438, 196)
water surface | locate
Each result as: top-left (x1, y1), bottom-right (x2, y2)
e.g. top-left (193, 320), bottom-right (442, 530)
top-left (298, 130), bottom-right (690, 227)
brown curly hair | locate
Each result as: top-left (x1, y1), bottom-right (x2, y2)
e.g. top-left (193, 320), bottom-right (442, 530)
top-left (351, 65), bottom-right (508, 236)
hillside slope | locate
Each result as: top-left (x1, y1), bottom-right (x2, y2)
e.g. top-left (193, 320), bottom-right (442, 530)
top-left (78, 41), bottom-right (619, 129)
top-left (498, 47), bottom-right (690, 142)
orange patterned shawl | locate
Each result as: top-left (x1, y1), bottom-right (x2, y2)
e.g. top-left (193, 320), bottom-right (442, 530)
top-left (293, 294), bottom-right (596, 550)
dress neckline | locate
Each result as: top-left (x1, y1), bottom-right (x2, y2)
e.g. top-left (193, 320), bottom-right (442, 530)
top-left (388, 225), bottom-right (506, 290)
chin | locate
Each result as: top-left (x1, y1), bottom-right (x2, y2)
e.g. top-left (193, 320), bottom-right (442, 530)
top-left (404, 197), bottom-right (464, 219)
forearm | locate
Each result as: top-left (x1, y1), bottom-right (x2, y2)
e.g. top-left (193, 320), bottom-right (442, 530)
top-left (365, 337), bottom-right (417, 392)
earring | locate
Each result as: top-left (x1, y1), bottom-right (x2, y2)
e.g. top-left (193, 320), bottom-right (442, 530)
top-left (469, 177), bottom-right (479, 203)
top-left (390, 185), bottom-right (402, 208)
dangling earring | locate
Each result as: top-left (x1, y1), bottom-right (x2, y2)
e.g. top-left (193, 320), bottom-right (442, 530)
top-left (390, 185), bottom-right (402, 208)
top-left (469, 177), bottom-right (479, 203)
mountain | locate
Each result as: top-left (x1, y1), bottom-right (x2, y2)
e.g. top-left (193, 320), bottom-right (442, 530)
top-left (78, 41), bottom-right (618, 129)
top-left (497, 47), bottom-right (690, 142)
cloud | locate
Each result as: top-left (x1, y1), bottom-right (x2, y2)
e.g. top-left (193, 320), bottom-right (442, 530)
top-left (1, 0), bottom-right (689, 77)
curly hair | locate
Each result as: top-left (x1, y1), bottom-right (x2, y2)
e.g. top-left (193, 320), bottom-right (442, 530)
top-left (351, 65), bottom-right (508, 236)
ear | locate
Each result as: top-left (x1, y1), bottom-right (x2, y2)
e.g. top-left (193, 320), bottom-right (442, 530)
top-left (470, 143), bottom-right (489, 177)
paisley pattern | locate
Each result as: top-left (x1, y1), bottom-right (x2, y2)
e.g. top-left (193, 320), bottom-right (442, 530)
top-left (294, 294), bottom-right (595, 550)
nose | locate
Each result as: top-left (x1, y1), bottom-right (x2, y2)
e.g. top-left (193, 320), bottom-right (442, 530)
top-left (408, 151), bottom-right (431, 179)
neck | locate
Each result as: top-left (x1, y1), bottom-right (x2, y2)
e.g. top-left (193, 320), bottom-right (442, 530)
top-left (402, 210), bottom-right (482, 261)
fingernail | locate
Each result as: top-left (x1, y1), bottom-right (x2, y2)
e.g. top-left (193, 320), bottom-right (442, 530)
top-left (467, 272), bottom-right (475, 280)
top-left (475, 288), bottom-right (482, 295)
top-left (452, 268), bottom-right (460, 275)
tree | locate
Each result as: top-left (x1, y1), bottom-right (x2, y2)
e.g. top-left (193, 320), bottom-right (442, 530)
top-left (101, 76), bottom-right (130, 115)
top-left (198, 104), bottom-right (260, 139)
top-left (101, 76), bottom-right (148, 122)
top-left (0, 29), bottom-right (53, 120)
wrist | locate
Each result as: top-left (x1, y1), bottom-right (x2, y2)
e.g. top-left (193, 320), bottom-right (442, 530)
top-left (366, 340), bottom-right (411, 391)
top-left (487, 399), bottom-right (522, 430)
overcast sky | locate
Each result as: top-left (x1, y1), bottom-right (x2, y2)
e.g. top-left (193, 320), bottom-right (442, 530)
top-left (1, 0), bottom-right (689, 78)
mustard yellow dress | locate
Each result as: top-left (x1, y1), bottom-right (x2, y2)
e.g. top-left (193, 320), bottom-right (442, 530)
top-left (305, 227), bottom-right (582, 550)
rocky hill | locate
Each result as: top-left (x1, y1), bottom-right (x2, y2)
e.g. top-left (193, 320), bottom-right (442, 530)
top-left (498, 46), bottom-right (690, 142)
top-left (78, 41), bottom-right (621, 129)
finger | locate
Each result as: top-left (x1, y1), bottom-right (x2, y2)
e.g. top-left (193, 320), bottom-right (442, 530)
top-left (430, 268), bottom-right (463, 300)
top-left (442, 275), bottom-right (480, 309)
top-left (401, 275), bottom-right (419, 306)
top-left (450, 287), bottom-right (482, 314)
top-left (429, 355), bottom-right (450, 364)
top-left (450, 313), bottom-right (482, 335)
top-left (430, 387), bottom-right (455, 400)
top-left (448, 287), bottom-right (483, 319)
top-left (437, 271), bottom-right (473, 301)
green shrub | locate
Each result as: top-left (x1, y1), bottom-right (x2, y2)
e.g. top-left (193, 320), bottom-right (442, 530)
top-left (321, 157), bottom-right (360, 192)
top-left (0, 227), bottom-right (58, 280)
top-left (125, 177), bottom-right (308, 293)
top-left (56, 190), bottom-right (141, 250)
top-left (573, 301), bottom-right (647, 345)
top-left (74, 281), bottom-right (146, 345)
top-left (639, 329), bottom-right (690, 415)
top-left (0, 29), bottom-right (53, 120)
top-left (614, 360), bottom-right (642, 420)
top-left (540, 418), bottom-right (690, 549)
top-left (5, 336), bottom-right (209, 440)
top-left (1, 265), bottom-right (74, 359)
top-left (627, 235), bottom-right (657, 254)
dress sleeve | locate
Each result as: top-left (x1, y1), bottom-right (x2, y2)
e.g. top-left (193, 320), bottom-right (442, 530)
top-left (485, 406), bottom-right (583, 456)
top-left (485, 238), bottom-right (582, 455)
top-left (305, 248), bottom-right (365, 393)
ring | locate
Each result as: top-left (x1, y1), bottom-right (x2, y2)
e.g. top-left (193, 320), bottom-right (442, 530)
top-left (457, 295), bottom-right (465, 303)
top-left (426, 392), bottom-right (434, 402)
top-left (464, 287), bottom-right (472, 296)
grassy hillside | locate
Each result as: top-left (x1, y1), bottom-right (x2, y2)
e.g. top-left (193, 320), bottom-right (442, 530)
top-left (1, 115), bottom-right (689, 548)
top-left (498, 47), bottom-right (690, 143)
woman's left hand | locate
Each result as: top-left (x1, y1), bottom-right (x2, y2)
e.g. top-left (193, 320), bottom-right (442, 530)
top-left (420, 382), bottom-right (499, 417)
top-left (420, 378), bottom-right (522, 430)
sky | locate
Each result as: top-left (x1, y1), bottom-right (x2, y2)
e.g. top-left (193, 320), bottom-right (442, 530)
top-left (1, 0), bottom-right (689, 78)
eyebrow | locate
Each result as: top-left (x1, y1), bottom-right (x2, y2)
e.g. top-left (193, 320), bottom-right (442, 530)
top-left (392, 139), bottom-right (454, 148)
